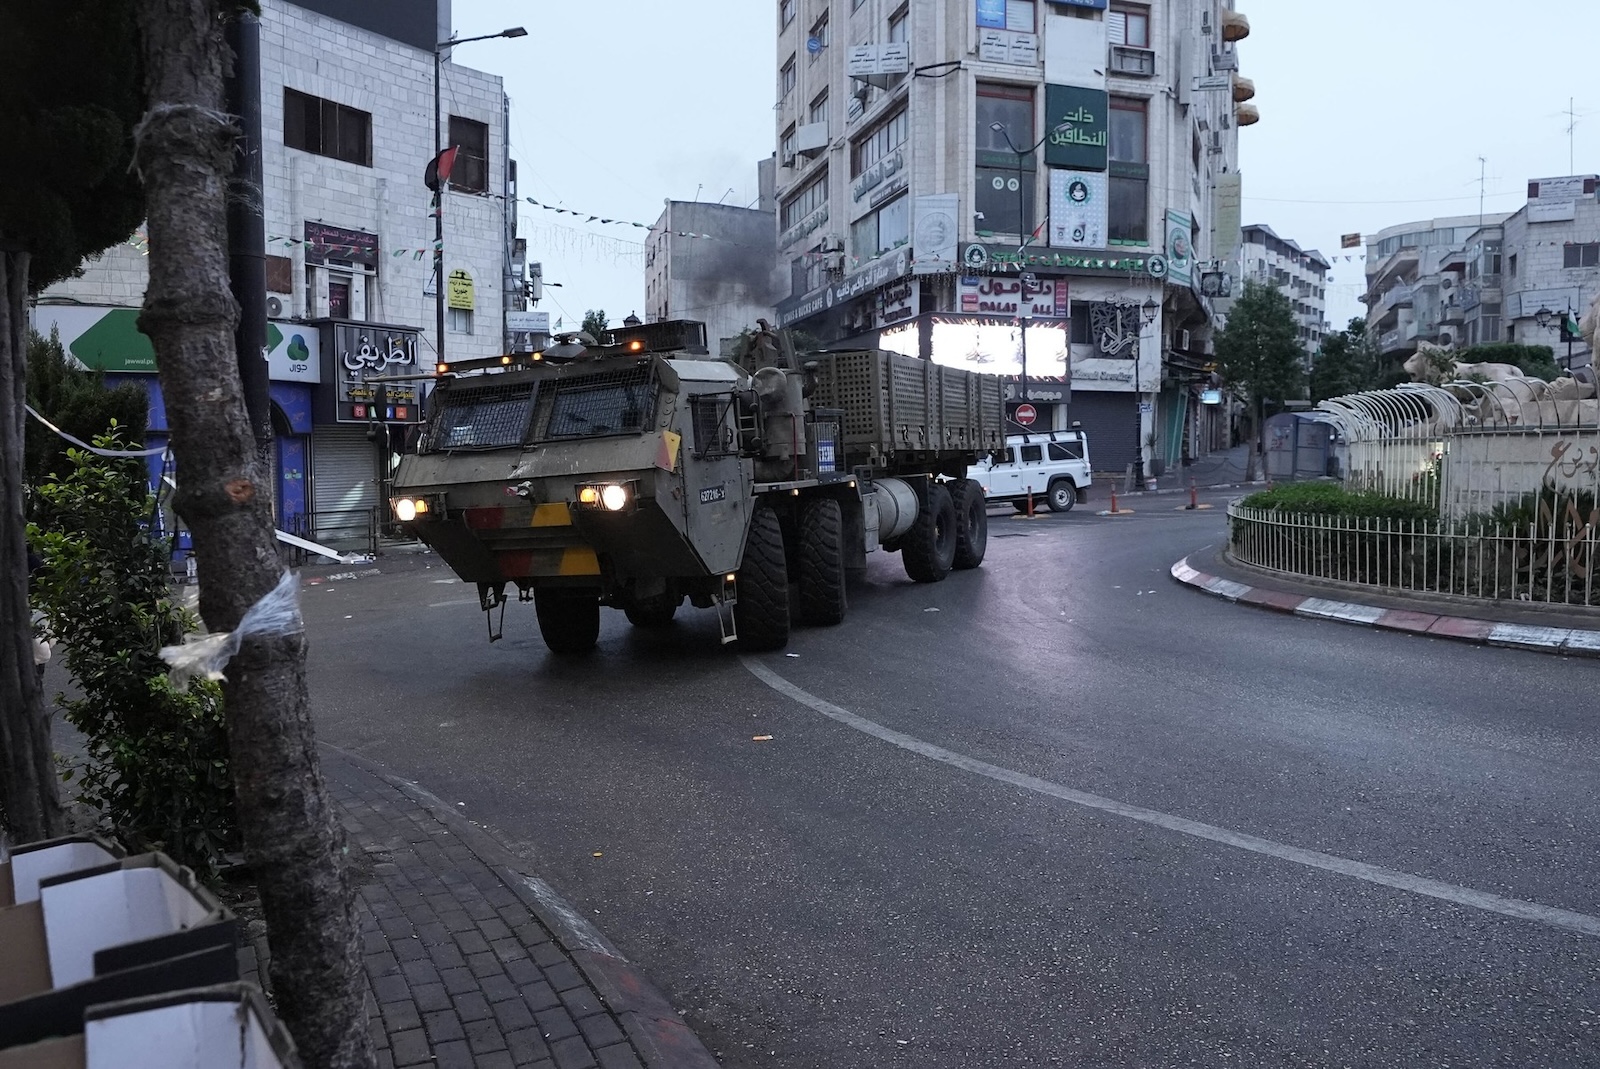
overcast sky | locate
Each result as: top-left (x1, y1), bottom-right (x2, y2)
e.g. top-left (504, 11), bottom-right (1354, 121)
top-left (453, 0), bottom-right (1600, 336)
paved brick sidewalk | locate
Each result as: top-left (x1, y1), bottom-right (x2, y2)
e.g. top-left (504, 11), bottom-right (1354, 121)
top-left (323, 747), bottom-right (719, 1069)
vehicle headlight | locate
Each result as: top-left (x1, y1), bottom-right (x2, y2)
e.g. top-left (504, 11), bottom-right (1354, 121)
top-left (394, 498), bottom-right (418, 522)
top-left (600, 484), bottom-right (629, 511)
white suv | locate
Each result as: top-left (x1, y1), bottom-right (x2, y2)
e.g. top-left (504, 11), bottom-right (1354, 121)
top-left (969, 429), bottom-right (1092, 512)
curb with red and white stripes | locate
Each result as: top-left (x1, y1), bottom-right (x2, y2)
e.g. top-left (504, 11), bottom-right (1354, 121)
top-left (1171, 557), bottom-right (1600, 658)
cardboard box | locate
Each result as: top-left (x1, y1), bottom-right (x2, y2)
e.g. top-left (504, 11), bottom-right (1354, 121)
top-left (0, 836), bottom-right (122, 908)
top-left (0, 983), bottom-right (298, 1069)
top-left (0, 854), bottom-right (237, 1051)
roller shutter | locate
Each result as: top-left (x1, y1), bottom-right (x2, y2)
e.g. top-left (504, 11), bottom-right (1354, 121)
top-left (1066, 391), bottom-right (1138, 475)
top-left (310, 424), bottom-right (378, 546)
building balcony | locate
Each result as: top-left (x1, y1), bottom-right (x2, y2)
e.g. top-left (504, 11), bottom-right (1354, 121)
top-left (1222, 10), bottom-right (1251, 42)
top-left (1232, 74), bottom-right (1255, 102)
top-left (1236, 102), bottom-right (1259, 126)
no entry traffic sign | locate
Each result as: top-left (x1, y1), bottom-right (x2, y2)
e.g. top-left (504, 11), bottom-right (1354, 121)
top-left (1013, 403), bottom-right (1037, 426)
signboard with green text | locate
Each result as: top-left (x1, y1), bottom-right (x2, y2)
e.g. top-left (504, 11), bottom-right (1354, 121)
top-left (31, 305), bottom-right (320, 382)
top-left (1043, 84), bottom-right (1108, 171)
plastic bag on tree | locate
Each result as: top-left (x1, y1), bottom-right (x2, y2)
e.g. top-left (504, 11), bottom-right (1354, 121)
top-left (160, 572), bottom-right (303, 690)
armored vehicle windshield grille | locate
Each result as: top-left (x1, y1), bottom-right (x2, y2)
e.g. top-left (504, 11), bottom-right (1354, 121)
top-left (533, 364), bottom-right (657, 441)
top-left (424, 380), bottom-right (538, 452)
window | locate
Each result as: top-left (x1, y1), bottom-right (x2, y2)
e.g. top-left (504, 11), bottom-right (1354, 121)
top-left (781, 170), bottom-right (829, 231)
top-left (448, 116), bottom-right (489, 194)
top-left (852, 108), bottom-right (907, 176)
top-left (809, 13), bottom-right (829, 55)
top-left (1508, 253), bottom-right (1518, 277)
top-left (809, 89), bottom-right (829, 127)
top-left (888, 6), bottom-right (909, 42)
top-left (1108, 96), bottom-right (1148, 244)
top-left (447, 307), bottom-right (473, 334)
top-left (1109, 4), bottom-right (1150, 46)
top-left (1563, 242), bottom-right (1599, 268)
top-left (283, 88), bottom-right (371, 166)
top-left (975, 83), bottom-right (1034, 237)
top-left (781, 124), bottom-right (798, 162)
top-left (976, 0), bottom-right (1035, 32)
top-left (780, 56), bottom-right (796, 100)
top-left (851, 193), bottom-right (910, 261)
top-left (1048, 440), bottom-right (1085, 461)
top-left (1019, 444), bottom-right (1042, 463)
top-left (781, 0), bottom-right (795, 29)
top-left (1069, 303), bottom-right (1092, 345)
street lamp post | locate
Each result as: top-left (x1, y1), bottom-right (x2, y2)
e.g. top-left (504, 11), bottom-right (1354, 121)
top-left (432, 27), bottom-right (526, 370)
top-left (1534, 302), bottom-right (1579, 371)
top-left (990, 122), bottom-right (1071, 406)
top-left (1133, 297), bottom-right (1159, 483)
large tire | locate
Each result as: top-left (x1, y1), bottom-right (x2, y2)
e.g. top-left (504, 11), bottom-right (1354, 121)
top-left (736, 506), bottom-right (791, 650)
top-left (534, 588), bottom-right (600, 654)
top-left (798, 497), bottom-right (847, 625)
top-left (1045, 480), bottom-right (1077, 513)
top-left (624, 593), bottom-right (679, 628)
top-left (901, 482), bottom-right (958, 583)
top-left (951, 478), bottom-right (988, 570)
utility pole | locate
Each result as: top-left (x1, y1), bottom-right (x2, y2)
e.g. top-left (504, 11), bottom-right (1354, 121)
top-left (225, 12), bottom-right (270, 463)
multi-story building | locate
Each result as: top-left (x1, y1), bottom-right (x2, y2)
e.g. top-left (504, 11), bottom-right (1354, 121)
top-left (1239, 223), bottom-right (1329, 349)
top-left (1500, 175), bottom-right (1599, 370)
top-left (31, 0), bottom-right (522, 547)
top-left (645, 167), bottom-right (785, 355)
top-left (1364, 179), bottom-right (1600, 372)
top-left (769, 0), bottom-right (1255, 477)
top-left (1362, 213), bottom-right (1510, 361)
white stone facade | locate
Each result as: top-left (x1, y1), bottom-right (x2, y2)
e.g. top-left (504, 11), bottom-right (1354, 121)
top-left (38, 0), bottom-right (512, 368)
top-left (770, 0), bottom-right (1254, 474)
top-left (1239, 223), bottom-right (1329, 347)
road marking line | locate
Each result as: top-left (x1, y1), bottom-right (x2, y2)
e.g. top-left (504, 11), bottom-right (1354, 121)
top-left (428, 598), bottom-right (481, 608)
top-left (742, 658), bottom-right (1600, 939)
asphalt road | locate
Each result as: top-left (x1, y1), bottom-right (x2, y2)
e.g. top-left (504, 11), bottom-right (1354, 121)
top-left (304, 491), bottom-right (1600, 1068)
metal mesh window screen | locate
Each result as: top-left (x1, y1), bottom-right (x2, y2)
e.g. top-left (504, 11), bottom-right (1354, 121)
top-left (536, 364), bottom-right (657, 440)
top-left (425, 381), bottom-right (537, 451)
top-left (691, 394), bottom-right (738, 457)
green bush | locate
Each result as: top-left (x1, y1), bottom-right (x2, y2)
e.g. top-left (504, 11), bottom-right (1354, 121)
top-left (1238, 482), bottom-right (1438, 524)
top-left (29, 432), bottom-right (238, 879)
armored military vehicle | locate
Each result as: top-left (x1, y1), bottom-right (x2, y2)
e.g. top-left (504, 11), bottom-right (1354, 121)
top-left (387, 319), bottom-right (1004, 653)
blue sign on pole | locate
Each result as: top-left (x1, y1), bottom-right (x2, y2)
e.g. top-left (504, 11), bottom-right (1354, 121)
top-left (976, 0), bottom-right (1006, 29)
top-left (806, 35), bottom-right (823, 54)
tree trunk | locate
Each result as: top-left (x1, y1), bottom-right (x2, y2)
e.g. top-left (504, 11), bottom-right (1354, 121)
top-left (0, 246), bottom-right (68, 845)
top-left (130, 5), bottom-right (373, 1067)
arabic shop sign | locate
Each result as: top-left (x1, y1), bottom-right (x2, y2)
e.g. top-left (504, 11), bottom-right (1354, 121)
top-left (319, 321), bottom-right (425, 424)
top-left (960, 243), bottom-right (1152, 276)
top-left (958, 276), bottom-right (1068, 318)
top-left (852, 148), bottom-right (905, 204)
top-left (775, 250), bottom-right (912, 328)
top-left (1043, 85), bottom-right (1108, 171)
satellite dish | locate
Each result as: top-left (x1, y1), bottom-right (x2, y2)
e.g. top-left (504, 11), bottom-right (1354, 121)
top-left (806, 36), bottom-right (823, 54)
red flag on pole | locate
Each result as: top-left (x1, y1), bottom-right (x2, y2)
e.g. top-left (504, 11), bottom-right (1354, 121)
top-left (424, 146), bottom-right (460, 191)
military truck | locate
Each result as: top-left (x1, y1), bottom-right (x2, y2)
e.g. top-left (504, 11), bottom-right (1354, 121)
top-left (386, 319), bottom-right (1004, 653)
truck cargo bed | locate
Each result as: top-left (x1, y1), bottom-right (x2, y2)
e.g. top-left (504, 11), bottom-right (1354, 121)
top-left (808, 349), bottom-right (1004, 463)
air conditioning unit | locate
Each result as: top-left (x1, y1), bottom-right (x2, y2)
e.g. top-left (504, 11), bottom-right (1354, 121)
top-left (1200, 11), bottom-right (1212, 34)
top-left (1110, 46), bottom-right (1155, 76)
top-left (824, 252), bottom-right (845, 271)
top-left (819, 235), bottom-right (845, 253)
top-left (781, 151), bottom-right (797, 167)
top-left (266, 294), bottom-right (288, 317)
top-left (1212, 47), bottom-right (1238, 71)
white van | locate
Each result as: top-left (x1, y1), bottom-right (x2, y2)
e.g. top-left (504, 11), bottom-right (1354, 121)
top-left (969, 429), bottom-right (1092, 512)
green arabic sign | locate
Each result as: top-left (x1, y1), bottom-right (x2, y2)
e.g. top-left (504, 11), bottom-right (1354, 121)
top-left (1043, 84), bottom-right (1108, 171)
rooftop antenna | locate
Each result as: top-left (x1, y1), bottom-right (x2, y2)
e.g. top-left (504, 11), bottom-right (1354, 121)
top-left (1568, 97), bottom-right (1578, 173)
top-left (693, 183), bottom-right (703, 202)
top-left (1478, 156), bottom-right (1486, 227)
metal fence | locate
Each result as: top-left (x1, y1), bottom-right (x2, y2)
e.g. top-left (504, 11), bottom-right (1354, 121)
top-left (1229, 502), bottom-right (1600, 606)
top-left (1312, 377), bottom-right (1600, 521)
top-left (287, 507), bottom-right (377, 564)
